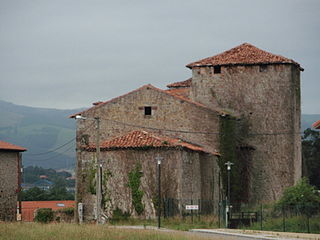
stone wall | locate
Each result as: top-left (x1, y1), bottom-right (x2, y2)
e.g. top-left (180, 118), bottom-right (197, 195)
top-left (77, 148), bottom-right (219, 221)
top-left (191, 64), bottom-right (301, 203)
top-left (0, 152), bottom-right (19, 221)
top-left (76, 86), bottom-right (220, 154)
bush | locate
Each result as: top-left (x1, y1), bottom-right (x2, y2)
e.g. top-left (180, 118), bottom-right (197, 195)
top-left (34, 208), bottom-right (54, 223)
top-left (111, 208), bottom-right (131, 223)
top-left (58, 207), bottom-right (74, 217)
top-left (276, 178), bottom-right (320, 216)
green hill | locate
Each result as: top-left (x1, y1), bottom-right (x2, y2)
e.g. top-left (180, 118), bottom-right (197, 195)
top-left (0, 100), bottom-right (319, 170)
top-left (0, 100), bottom-right (83, 169)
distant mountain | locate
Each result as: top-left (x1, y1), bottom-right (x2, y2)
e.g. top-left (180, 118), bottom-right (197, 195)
top-left (0, 100), bottom-right (318, 169)
top-left (0, 100), bottom-right (84, 169)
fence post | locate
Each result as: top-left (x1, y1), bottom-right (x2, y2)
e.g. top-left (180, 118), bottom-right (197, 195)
top-left (260, 204), bottom-right (263, 230)
top-left (191, 199), bottom-right (193, 223)
top-left (218, 202), bottom-right (221, 228)
top-left (198, 199), bottom-right (200, 221)
top-left (282, 206), bottom-right (286, 232)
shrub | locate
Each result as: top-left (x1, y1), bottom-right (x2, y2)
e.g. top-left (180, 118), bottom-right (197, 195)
top-left (111, 208), bottom-right (131, 223)
top-left (34, 208), bottom-right (54, 223)
top-left (276, 178), bottom-right (320, 216)
top-left (58, 207), bottom-right (74, 217)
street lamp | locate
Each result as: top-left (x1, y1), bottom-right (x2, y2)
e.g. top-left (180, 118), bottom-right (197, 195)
top-left (155, 155), bottom-right (163, 229)
top-left (225, 161), bottom-right (234, 228)
top-left (76, 115), bottom-right (102, 224)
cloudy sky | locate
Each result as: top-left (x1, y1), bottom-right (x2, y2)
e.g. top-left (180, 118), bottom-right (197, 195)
top-left (0, 0), bottom-right (319, 113)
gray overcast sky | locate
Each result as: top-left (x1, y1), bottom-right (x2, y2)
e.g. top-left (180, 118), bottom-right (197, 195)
top-left (0, 0), bottom-right (319, 113)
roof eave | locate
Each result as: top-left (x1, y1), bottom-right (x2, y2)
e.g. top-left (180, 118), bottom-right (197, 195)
top-left (186, 62), bottom-right (303, 71)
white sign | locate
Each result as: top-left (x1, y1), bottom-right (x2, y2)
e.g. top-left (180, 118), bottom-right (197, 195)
top-left (185, 205), bottom-right (199, 210)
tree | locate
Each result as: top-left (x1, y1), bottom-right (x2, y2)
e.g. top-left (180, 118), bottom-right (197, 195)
top-left (21, 187), bottom-right (49, 201)
top-left (302, 128), bottom-right (320, 189)
top-left (48, 178), bottom-right (74, 200)
top-left (276, 178), bottom-right (320, 216)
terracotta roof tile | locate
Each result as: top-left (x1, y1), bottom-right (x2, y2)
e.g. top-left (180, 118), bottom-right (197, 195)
top-left (186, 43), bottom-right (303, 71)
top-left (312, 120), bottom-right (320, 129)
top-left (85, 130), bottom-right (219, 155)
top-left (0, 140), bottom-right (27, 151)
top-left (167, 78), bottom-right (192, 88)
top-left (165, 88), bottom-right (190, 100)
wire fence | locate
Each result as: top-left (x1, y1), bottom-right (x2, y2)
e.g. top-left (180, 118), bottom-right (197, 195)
top-left (158, 199), bottom-right (320, 233)
top-left (220, 202), bottom-right (320, 233)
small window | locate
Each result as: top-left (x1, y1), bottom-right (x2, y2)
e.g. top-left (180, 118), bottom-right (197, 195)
top-left (259, 65), bottom-right (268, 72)
top-left (214, 66), bottom-right (221, 74)
top-left (144, 106), bottom-right (152, 115)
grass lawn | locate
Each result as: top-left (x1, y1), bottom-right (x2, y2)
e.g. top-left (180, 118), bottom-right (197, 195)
top-left (0, 222), bottom-right (211, 240)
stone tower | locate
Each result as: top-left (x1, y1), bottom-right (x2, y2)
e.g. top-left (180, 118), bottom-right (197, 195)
top-left (187, 43), bottom-right (303, 203)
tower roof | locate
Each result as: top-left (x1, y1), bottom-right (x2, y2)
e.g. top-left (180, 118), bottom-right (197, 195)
top-left (186, 43), bottom-right (303, 71)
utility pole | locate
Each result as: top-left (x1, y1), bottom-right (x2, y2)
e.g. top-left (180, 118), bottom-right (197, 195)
top-left (75, 115), bottom-right (103, 224)
top-left (155, 155), bottom-right (163, 229)
top-left (225, 161), bottom-right (234, 228)
top-left (95, 117), bottom-right (102, 224)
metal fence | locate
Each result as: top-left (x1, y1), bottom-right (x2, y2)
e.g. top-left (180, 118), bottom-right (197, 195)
top-left (160, 199), bottom-right (320, 233)
top-left (220, 203), bottom-right (320, 233)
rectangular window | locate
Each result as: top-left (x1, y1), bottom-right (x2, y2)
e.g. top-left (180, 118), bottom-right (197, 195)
top-left (214, 66), bottom-right (221, 74)
top-left (144, 106), bottom-right (152, 115)
top-left (259, 65), bottom-right (268, 72)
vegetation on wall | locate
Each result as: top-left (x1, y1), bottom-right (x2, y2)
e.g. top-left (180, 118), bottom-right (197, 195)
top-left (87, 162), bottom-right (96, 195)
top-left (102, 168), bottom-right (112, 207)
top-left (128, 163), bottom-right (144, 215)
top-left (218, 115), bottom-right (250, 205)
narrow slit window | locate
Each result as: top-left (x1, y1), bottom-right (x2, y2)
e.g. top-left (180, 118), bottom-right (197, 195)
top-left (144, 106), bottom-right (152, 115)
top-left (214, 66), bottom-right (221, 74)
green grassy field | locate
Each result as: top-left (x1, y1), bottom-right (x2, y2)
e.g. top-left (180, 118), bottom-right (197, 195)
top-left (0, 223), bottom-right (210, 240)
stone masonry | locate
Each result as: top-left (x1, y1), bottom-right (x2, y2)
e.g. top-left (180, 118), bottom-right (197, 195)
top-left (0, 141), bottom-right (26, 221)
top-left (71, 43), bottom-right (303, 221)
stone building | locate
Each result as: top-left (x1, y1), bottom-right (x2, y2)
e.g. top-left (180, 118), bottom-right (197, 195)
top-left (0, 140), bottom-right (26, 221)
top-left (71, 43), bottom-right (302, 221)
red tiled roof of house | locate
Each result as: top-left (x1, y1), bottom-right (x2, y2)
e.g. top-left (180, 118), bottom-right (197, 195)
top-left (85, 130), bottom-right (219, 156)
top-left (70, 84), bottom-right (226, 118)
top-left (186, 43), bottom-right (303, 71)
top-left (165, 88), bottom-right (190, 100)
top-left (167, 78), bottom-right (192, 88)
top-left (21, 201), bottom-right (75, 222)
top-left (0, 140), bottom-right (27, 151)
top-left (312, 120), bottom-right (320, 129)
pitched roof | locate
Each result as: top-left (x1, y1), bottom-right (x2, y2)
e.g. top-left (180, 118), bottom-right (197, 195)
top-left (85, 130), bottom-right (219, 155)
top-left (165, 88), bottom-right (190, 100)
top-left (21, 201), bottom-right (75, 222)
top-left (312, 120), bottom-right (320, 129)
top-left (186, 43), bottom-right (303, 71)
top-left (70, 84), bottom-right (224, 118)
top-left (167, 78), bottom-right (192, 88)
top-left (0, 140), bottom-right (27, 152)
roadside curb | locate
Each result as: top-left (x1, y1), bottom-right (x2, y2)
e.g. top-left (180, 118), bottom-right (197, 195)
top-left (189, 229), bottom-right (320, 240)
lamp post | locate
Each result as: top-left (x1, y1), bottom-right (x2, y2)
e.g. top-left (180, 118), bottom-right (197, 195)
top-left (225, 161), bottom-right (234, 228)
top-left (76, 115), bottom-right (102, 224)
top-left (155, 155), bottom-right (163, 229)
